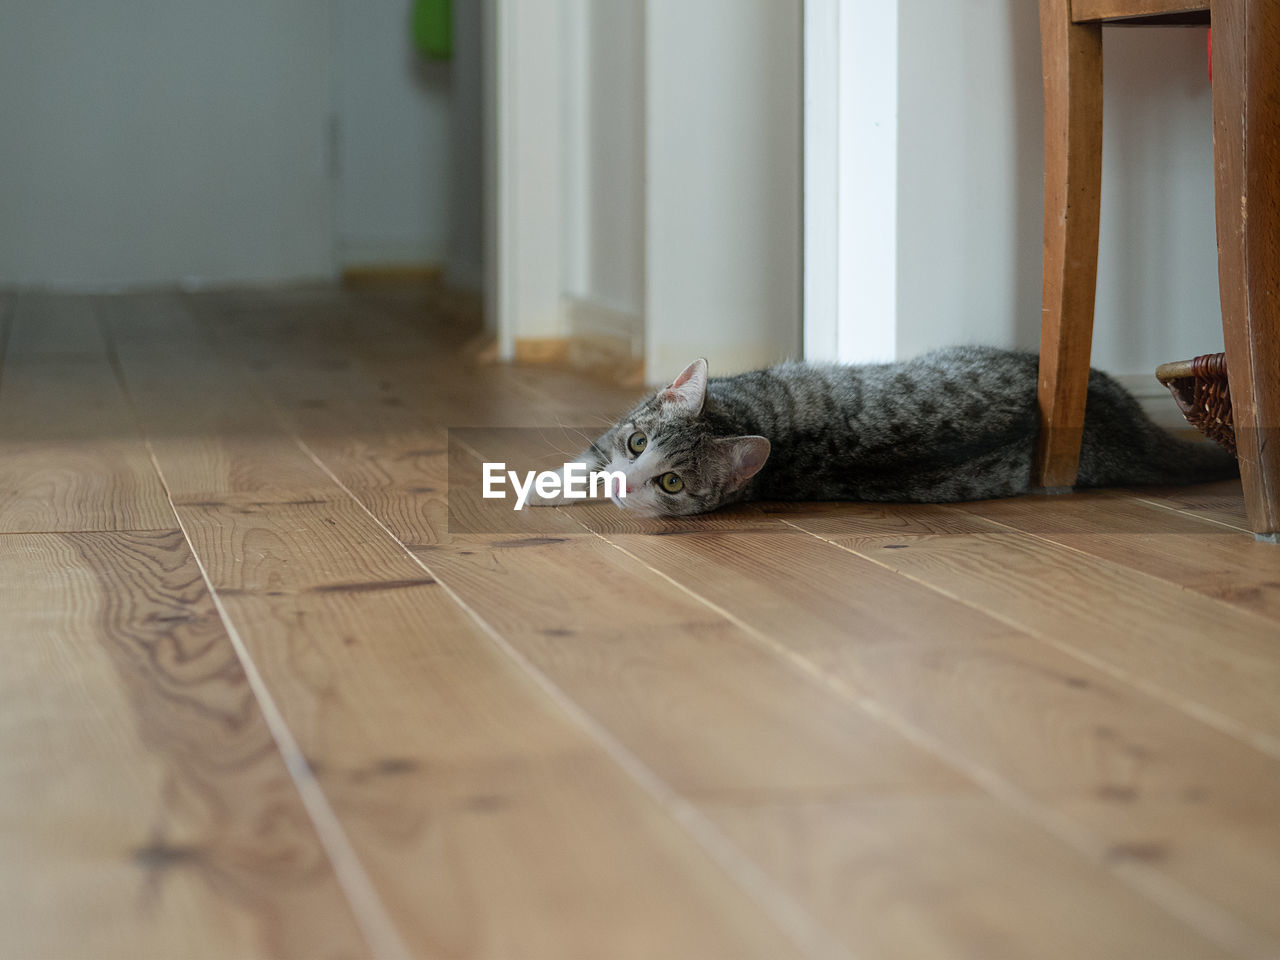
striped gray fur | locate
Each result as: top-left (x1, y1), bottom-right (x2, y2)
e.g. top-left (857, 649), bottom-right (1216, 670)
top-left (548, 347), bottom-right (1237, 518)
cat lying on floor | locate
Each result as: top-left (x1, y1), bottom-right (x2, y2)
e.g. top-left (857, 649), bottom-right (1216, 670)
top-left (531, 347), bottom-right (1237, 518)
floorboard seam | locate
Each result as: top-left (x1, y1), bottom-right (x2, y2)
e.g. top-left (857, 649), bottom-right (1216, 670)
top-left (785, 511), bottom-right (1280, 761)
top-left (183, 290), bottom-right (1275, 957)
top-left (1131, 492), bottom-right (1252, 534)
top-left (953, 498), bottom-right (1276, 622)
top-left (761, 516), bottom-right (1276, 957)
top-left (291, 433), bottom-right (856, 960)
top-left (97, 305), bottom-right (409, 960)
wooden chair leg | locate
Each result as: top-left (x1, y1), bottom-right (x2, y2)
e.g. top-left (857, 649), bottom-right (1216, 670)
top-left (1212, 0), bottom-right (1280, 540)
top-left (1034, 0), bottom-right (1104, 491)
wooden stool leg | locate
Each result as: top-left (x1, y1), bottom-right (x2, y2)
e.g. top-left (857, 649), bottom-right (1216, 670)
top-left (1212, 0), bottom-right (1280, 540)
top-left (1034, 0), bottom-right (1103, 491)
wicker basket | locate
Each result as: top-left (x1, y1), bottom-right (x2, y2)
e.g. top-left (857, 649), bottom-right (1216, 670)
top-left (1154, 352), bottom-right (1235, 455)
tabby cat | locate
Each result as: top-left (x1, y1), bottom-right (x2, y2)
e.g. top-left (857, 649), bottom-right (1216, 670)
top-left (532, 347), bottom-right (1236, 518)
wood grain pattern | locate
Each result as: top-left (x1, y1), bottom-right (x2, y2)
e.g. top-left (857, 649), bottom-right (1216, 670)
top-left (1211, 0), bottom-right (1280, 537)
top-left (188, 317), bottom-right (865, 953)
top-left (176, 287), bottom-right (627, 431)
top-left (1132, 479), bottom-right (1252, 531)
top-left (598, 519), bottom-right (1280, 954)
top-left (291, 433), bottom-right (1231, 957)
top-left (22, 285), bottom-right (1269, 959)
top-left (1072, 0), bottom-right (1208, 22)
top-left (204, 583), bottom-right (802, 960)
top-left (237, 315), bottom-right (1249, 958)
top-left (415, 534), bottom-right (962, 798)
top-left (1035, 0), bottom-right (1104, 489)
top-left (781, 504), bottom-right (1280, 755)
top-left (97, 296), bottom-right (342, 505)
top-left (958, 490), bottom-right (1280, 620)
top-left (407, 528), bottom-right (1254, 958)
top-left (0, 531), bottom-right (367, 959)
top-left (0, 296), bottom-right (172, 532)
top-left (711, 798), bottom-right (1231, 960)
top-left (108, 294), bottom-right (808, 959)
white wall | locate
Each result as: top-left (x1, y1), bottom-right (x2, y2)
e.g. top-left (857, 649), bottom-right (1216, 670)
top-left (825, 4), bottom-right (1221, 381)
top-left (804, 0), bottom-right (898, 365)
top-left (334, 0), bottom-right (449, 269)
top-left (561, 0), bottom-right (645, 316)
top-left (894, 0), bottom-right (1044, 361)
top-left (0, 1), bottom-right (335, 288)
top-left (645, 0), bottom-right (802, 381)
top-left (1093, 27), bottom-right (1221, 374)
top-left (492, 0), bottom-right (801, 377)
top-left (487, 0), bottom-right (564, 355)
top-left (899, 12), bottom-right (1221, 376)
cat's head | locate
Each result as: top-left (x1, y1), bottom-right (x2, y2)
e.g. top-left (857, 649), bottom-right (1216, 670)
top-left (593, 359), bottom-right (769, 517)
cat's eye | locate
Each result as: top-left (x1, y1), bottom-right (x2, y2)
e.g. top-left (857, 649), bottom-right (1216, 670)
top-left (627, 431), bottom-right (647, 456)
top-left (658, 472), bottom-right (684, 494)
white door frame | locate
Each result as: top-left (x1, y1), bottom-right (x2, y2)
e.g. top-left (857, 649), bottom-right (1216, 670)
top-left (487, 0), bottom-right (805, 376)
top-left (803, 0), bottom-right (899, 364)
top-left (484, 0), bottom-right (565, 359)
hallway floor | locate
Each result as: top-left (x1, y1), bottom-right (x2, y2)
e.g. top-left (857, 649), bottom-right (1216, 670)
top-left (2, 287), bottom-right (1278, 960)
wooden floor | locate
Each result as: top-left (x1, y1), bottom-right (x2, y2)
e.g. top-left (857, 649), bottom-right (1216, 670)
top-left (2, 287), bottom-right (1279, 960)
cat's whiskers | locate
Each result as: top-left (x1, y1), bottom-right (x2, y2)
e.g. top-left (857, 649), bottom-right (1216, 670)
top-left (529, 419), bottom-right (587, 465)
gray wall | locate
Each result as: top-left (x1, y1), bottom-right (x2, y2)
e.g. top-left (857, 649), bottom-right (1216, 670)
top-left (448, 0), bottom-right (485, 289)
top-left (0, 0), bottom-right (483, 289)
top-left (335, 0), bottom-right (450, 269)
top-left (0, 1), bottom-right (335, 287)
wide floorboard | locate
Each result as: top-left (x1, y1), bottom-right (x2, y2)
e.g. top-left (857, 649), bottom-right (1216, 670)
top-left (1, 287), bottom-right (1276, 959)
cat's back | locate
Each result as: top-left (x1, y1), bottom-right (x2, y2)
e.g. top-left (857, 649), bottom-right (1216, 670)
top-left (747, 346), bottom-right (1037, 411)
top-left (861, 345), bottom-right (1036, 390)
top-left (703, 346), bottom-right (1037, 441)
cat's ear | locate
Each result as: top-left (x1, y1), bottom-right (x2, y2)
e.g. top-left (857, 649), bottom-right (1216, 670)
top-left (714, 435), bottom-right (770, 491)
top-left (663, 358), bottom-right (708, 415)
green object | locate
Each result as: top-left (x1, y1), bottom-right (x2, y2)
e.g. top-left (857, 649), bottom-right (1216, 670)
top-left (413, 0), bottom-right (453, 60)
